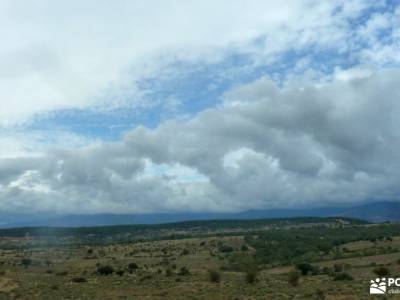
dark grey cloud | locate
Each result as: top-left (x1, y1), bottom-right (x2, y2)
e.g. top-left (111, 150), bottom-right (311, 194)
top-left (1, 70), bottom-right (400, 213)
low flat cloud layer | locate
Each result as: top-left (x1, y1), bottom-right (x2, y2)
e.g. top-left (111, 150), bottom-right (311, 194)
top-left (1, 70), bottom-right (400, 214)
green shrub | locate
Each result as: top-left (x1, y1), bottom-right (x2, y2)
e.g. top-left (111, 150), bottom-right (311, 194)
top-left (71, 277), bottom-right (87, 283)
top-left (166, 268), bottom-right (173, 277)
top-left (333, 272), bottom-right (353, 281)
top-left (315, 289), bottom-right (325, 300)
top-left (288, 270), bottom-right (301, 287)
top-left (221, 253), bottom-right (256, 272)
top-left (322, 266), bottom-right (333, 275)
top-left (296, 263), bottom-right (314, 275)
top-left (97, 265), bottom-right (114, 276)
top-left (208, 269), bottom-right (221, 283)
top-left (219, 245), bottom-right (234, 253)
top-left (245, 269), bottom-right (259, 284)
top-left (178, 266), bottom-right (190, 276)
top-left (128, 262), bottom-right (139, 270)
top-left (56, 271), bottom-right (68, 276)
top-left (311, 266), bottom-right (322, 276)
top-left (373, 266), bottom-right (390, 277)
top-left (241, 245), bottom-right (249, 251)
top-left (116, 270), bottom-right (125, 276)
top-left (333, 264), bottom-right (343, 272)
top-left (140, 274), bottom-right (153, 282)
top-left (21, 258), bottom-right (32, 268)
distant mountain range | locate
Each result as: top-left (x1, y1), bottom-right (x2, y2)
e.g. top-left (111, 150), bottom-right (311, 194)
top-left (0, 201), bottom-right (399, 228)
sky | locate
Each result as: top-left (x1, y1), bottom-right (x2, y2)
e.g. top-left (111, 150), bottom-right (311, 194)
top-left (1, 0), bottom-right (400, 215)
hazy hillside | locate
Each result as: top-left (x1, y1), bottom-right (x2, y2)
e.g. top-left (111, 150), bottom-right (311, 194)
top-left (0, 202), bottom-right (398, 228)
top-left (337, 201), bottom-right (400, 223)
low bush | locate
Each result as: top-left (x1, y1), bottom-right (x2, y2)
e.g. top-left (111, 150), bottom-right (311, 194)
top-left (71, 277), bottom-right (87, 283)
top-left (97, 265), bottom-right (114, 276)
top-left (128, 262), bottom-right (139, 270)
top-left (315, 289), bottom-right (325, 300)
top-left (311, 266), bottom-right (322, 276)
top-left (21, 258), bottom-right (32, 268)
top-left (55, 271), bottom-right (68, 276)
top-left (333, 264), bottom-right (343, 272)
top-left (219, 245), bottom-right (234, 253)
top-left (140, 275), bottom-right (153, 282)
top-left (322, 266), bottom-right (333, 276)
top-left (296, 263), bottom-right (314, 275)
top-left (288, 270), bottom-right (301, 287)
top-left (245, 269), bottom-right (259, 284)
top-left (333, 272), bottom-right (353, 281)
top-left (166, 268), bottom-right (173, 277)
top-left (208, 269), bottom-right (221, 283)
top-left (373, 266), bottom-right (390, 277)
top-left (178, 266), bottom-right (190, 276)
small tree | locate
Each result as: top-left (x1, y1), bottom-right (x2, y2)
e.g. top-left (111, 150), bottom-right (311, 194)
top-left (71, 277), bottom-right (87, 283)
top-left (166, 268), bottom-right (173, 277)
top-left (333, 272), bottom-right (353, 281)
top-left (21, 258), bottom-right (32, 268)
top-left (219, 245), bottom-right (234, 253)
top-left (373, 266), bottom-right (390, 277)
top-left (128, 262), bottom-right (139, 270)
top-left (296, 263), bottom-right (314, 275)
top-left (288, 270), bottom-right (301, 287)
top-left (311, 266), bottom-right (321, 276)
top-left (322, 266), bottom-right (333, 275)
top-left (97, 265), bottom-right (114, 276)
top-left (333, 264), bottom-right (343, 272)
top-left (245, 268), bottom-right (259, 284)
top-left (178, 266), bottom-right (190, 276)
top-left (208, 269), bottom-right (221, 283)
top-left (315, 289), bottom-right (325, 300)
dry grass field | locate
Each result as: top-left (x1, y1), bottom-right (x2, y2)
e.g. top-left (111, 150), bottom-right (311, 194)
top-left (0, 220), bottom-right (400, 299)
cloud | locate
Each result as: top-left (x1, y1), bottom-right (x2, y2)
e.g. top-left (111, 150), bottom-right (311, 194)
top-left (0, 0), bottom-right (390, 126)
top-left (1, 1), bottom-right (400, 215)
top-left (0, 129), bottom-right (99, 158)
top-left (1, 68), bottom-right (400, 213)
